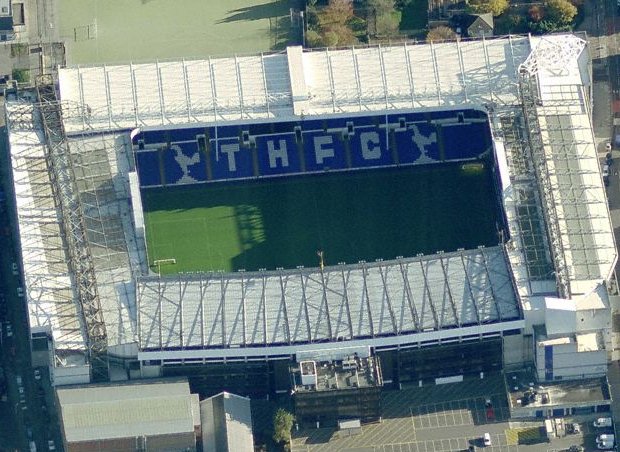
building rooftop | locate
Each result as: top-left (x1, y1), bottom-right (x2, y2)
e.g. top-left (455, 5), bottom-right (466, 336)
top-left (137, 246), bottom-right (521, 359)
top-left (293, 356), bottom-right (381, 392)
top-left (201, 392), bottom-right (253, 452)
top-left (57, 379), bottom-right (197, 443)
top-left (506, 371), bottom-right (610, 410)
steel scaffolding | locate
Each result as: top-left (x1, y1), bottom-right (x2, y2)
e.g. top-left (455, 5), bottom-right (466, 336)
top-left (499, 112), bottom-right (553, 281)
top-left (518, 71), bottom-right (571, 298)
top-left (35, 75), bottom-right (109, 381)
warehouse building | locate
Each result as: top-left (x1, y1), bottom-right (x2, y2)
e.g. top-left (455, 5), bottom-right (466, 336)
top-left (56, 379), bottom-right (200, 452)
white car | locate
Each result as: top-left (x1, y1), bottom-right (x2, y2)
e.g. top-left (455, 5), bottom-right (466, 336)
top-left (5, 324), bottom-right (12, 337)
top-left (34, 369), bottom-right (41, 381)
top-left (593, 417), bottom-right (613, 428)
top-left (606, 142), bottom-right (612, 152)
top-left (597, 434), bottom-right (615, 444)
top-left (483, 432), bottom-right (492, 446)
top-left (47, 440), bottom-right (56, 451)
top-left (11, 262), bottom-right (18, 275)
top-left (16, 287), bottom-right (24, 298)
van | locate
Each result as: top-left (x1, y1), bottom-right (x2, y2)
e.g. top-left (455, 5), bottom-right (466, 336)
top-left (593, 417), bottom-right (613, 428)
top-left (483, 433), bottom-right (492, 446)
top-left (597, 434), bottom-right (615, 444)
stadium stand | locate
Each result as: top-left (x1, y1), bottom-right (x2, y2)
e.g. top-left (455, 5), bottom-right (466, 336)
top-left (442, 121), bottom-right (491, 161)
top-left (134, 110), bottom-right (490, 188)
top-left (135, 151), bottom-right (162, 187)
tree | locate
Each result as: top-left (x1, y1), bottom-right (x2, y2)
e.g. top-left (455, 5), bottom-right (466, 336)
top-left (426, 26), bottom-right (457, 42)
top-left (272, 409), bottom-right (295, 446)
top-left (367, 0), bottom-right (397, 15)
top-left (528, 5), bottom-right (545, 22)
top-left (306, 29), bottom-right (323, 47)
top-left (468, 0), bottom-right (509, 16)
top-left (317, 0), bottom-right (354, 29)
top-left (375, 11), bottom-right (401, 37)
top-left (545, 0), bottom-right (577, 24)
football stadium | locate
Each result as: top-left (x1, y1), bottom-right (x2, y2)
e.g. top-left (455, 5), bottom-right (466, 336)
top-left (4, 34), bottom-right (617, 400)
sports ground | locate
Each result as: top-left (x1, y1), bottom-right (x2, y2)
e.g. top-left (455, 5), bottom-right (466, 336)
top-left (59, 0), bottom-right (301, 64)
top-left (142, 162), bottom-right (501, 274)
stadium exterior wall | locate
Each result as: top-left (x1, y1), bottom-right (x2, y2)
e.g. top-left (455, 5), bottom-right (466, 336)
top-left (137, 320), bottom-right (524, 363)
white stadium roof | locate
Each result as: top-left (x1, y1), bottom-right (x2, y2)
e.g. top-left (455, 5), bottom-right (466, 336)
top-left (57, 37), bottom-right (530, 133)
top-left (137, 247), bottom-right (521, 359)
top-left (5, 33), bottom-right (616, 362)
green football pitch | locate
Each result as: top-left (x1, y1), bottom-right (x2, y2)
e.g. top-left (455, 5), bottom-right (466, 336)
top-left (141, 163), bottom-right (501, 274)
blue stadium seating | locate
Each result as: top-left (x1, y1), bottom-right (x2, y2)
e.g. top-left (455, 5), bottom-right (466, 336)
top-left (303, 131), bottom-right (347, 172)
top-left (135, 151), bottom-right (161, 187)
top-left (140, 129), bottom-right (168, 145)
top-left (350, 126), bottom-right (393, 168)
top-left (162, 146), bottom-right (185, 185)
top-left (395, 122), bottom-right (440, 164)
top-left (442, 122), bottom-right (490, 161)
top-left (134, 109), bottom-right (493, 188)
top-left (210, 138), bottom-right (254, 181)
top-left (255, 134), bottom-right (301, 176)
top-left (216, 125), bottom-right (241, 140)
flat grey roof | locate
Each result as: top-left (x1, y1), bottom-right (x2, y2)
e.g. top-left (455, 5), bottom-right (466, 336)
top-left (57, 380), bottom-right (195, 442)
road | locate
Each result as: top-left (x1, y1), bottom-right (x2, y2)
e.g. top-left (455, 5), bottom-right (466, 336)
top-left (0, 104), bottom-right (62, 451)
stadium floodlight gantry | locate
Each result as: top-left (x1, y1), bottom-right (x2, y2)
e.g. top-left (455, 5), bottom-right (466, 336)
top-left (5, 33), bottom-right (616, 383)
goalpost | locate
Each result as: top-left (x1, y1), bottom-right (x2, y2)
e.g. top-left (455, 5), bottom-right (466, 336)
top-left (153, 258), bottom-right (176, 276)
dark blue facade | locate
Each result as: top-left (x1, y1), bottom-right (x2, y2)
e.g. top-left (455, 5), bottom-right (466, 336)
top-left (133, 109), bottom-right (492, 188)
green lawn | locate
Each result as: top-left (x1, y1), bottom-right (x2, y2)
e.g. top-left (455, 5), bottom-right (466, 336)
top-left (142, 163), bottom-right (500, 274)
top-left (59, 0), bottom-right (301, 65)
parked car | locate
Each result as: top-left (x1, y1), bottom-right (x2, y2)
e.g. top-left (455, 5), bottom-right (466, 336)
top-left (483, 433), bottom-right (492, 446)
top-left (593, 417), bottom-right (613, 428)
top-left (47, 440), bottom-right (56, 451)
top-left (5, 323), bottom-right (12, 337)
top-left (34, 369), bottom-right (41, 381)
top-left (11, 262), bottom-right (18, 275)
top-left (17, 287), bottom-right (24, 298)
top-left (566, 422), bottom-right (581, 434)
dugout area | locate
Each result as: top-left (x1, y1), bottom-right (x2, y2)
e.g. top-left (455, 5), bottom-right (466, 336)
top-left (141, 161), bottom-right (502, 274)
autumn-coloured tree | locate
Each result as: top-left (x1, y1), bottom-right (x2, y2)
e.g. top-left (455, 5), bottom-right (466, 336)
top-left (545, 0), bottom-right (577, 24)
top-left (528, 5), bottom-right (545, 22)
top-left (317, 0), bottom-right (355, 29)
top-left (307, 0), bottom-right (359, 47)
top-left (426, 26), bottom-right (457, 42)
top-left (468, 0), bottom-right (509, 16)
